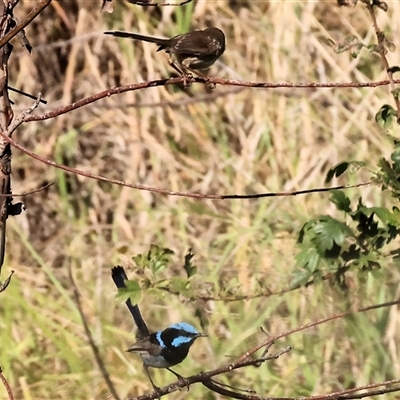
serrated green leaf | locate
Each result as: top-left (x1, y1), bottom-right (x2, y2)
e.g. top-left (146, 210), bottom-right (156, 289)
top-left (375, 104), bottom-right (397, 129)
top-left (115, 280), bottom-right (142, 305)
top-left (132, 253), bottom-right (147, 269)
top-left (295, 247), bottom-right (320, 273)
top-left (170, 277), bottom-right (190, 296)
top-left (311, 216), bottom-right (352, 252)
top-left (360, 206), bottom-right (390, 224)
top-left (330, 190), bottom-right (352, 213)
top-left (379, 157), bottom-right (392, 174)
top-left (133, 245), bottom-right (175, 275)
top-left (154, 279), bottom-right (170, 289)
top-left (289, 270), bottom-right (313, 289)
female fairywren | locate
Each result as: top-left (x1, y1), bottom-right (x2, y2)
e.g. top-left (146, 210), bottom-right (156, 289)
top-left (104, 27), bottom-right (225, 85)
top-left (111, 266), bottom-right (206, 391)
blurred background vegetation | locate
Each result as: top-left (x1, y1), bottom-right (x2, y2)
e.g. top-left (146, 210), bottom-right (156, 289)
top-left (0, 0), bottom-right (399, 399)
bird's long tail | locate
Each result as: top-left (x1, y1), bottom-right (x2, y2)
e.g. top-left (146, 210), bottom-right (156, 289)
top-left (104, 31), bottom-right (170, 47)
top-left (111, 266), bottom-right (150, 337)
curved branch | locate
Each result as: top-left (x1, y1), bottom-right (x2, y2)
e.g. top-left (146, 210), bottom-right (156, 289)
top-left (0, 130), bottom-right (374, 200)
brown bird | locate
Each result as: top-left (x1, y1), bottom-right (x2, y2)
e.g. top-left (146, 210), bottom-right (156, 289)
top-left (104, 27), bottom-right (225, 82)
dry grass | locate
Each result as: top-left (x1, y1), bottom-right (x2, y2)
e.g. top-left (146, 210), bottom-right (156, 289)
top-left (1, 0), bottom-right (400, 399)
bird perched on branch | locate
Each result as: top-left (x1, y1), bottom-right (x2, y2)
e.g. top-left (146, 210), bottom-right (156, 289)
top-left (104, 27), bottom-right (225, 84)
top-left (111, 266), bottom-right (206, 392)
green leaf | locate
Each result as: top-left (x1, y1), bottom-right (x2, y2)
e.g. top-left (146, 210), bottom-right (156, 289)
top-left (289, 269), bottom-right (313, 289)
top-left (325, 161), bottom-right (366, 184)
top-left (170, 277), bottom-right (190, 296)
top-left (391, 148), bottom-right (400, 172)
top-left (132, 245), bottom-right (174, 274)
top-left (330, 190), bottom-right (352, 213)
top-left (183, 249), bottom-right (197, 278)
top-left (391, 88), bottom-right (400, 100)
top-left (297, 222), bottom-right (307, 243)
top-left (375, 104), bottom-right (397, 128)
top-left (359, 206), bottom-right (391, 225)
top-left (325, 162), bottom-right (349, 183)
top-left (115, 280), bottom-right (142, 306)
top-left (295, 247), bottom-right (321, 273)
top-left (312, 216), bottom-right (352, 252)
top-left (357, 252), bottom-right (381, 272)
top-left (153, 279), bottom-right (170, 289)
top-left (342, 244), bottom-right (360, 261)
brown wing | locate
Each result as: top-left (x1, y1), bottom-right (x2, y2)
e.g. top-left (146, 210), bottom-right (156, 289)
top-left (172, 29), bottom-right (225, 57)
top-left (126, 334), bottom-right (163, 357)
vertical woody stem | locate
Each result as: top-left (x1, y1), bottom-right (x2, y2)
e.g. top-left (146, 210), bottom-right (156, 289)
top-left (0, 0), bottom-right (15, 273)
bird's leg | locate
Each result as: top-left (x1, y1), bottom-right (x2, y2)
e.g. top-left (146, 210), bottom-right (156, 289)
top-left (166, 367), bottom-right (190, 391)
top-left (191, 68), bottom-right (215, 90)
top-left (168, 60), bottom-right (192, 88)
top-left (144, 365), bottom-right (161, 395)
top-left (182, 63), bottom-right (216, 90)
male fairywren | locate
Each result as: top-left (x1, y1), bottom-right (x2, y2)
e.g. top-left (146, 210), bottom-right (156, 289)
top-left (111, 266), bottom-right (206, 391)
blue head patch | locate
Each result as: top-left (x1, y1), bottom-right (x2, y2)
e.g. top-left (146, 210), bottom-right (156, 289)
top-left (155, 330), bottom-right (166, 348)
top-left (168, 322), bottom-right (199, 335)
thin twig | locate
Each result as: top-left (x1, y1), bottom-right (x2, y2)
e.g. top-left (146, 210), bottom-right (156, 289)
top-left (0, 366), bottom-right (14, 400)
top-left (128, 0), bottom-right (192, 6)
top-left (0, 131), bottom-right (375, 200)
top-left (0, 0), bottom-right (52, 50)
top-left (0, 180), bottom-right (54, 197)
top-left (7, 86), bottom-right (47, 104)
top-left (0, 0), bottom-right (14, 275)
top-left (0, 269), bottom-right (14, 293)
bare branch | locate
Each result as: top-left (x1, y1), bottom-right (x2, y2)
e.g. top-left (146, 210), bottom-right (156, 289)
top-left (0, 269), bottom-right (13, 293)
top-left (0, 0), bottom-right (52, 50)
top-left (0, 131), bottom-right (375, 201)
top-left (127, 0), bottom-right (193, 6)
top-left (0, 180), bottom-right (55, 197)
top-left (0, 0), bottom-right (15, 274)
top-left (0, 365), bottom-right (14, 400)
top-left (7, 86), bottom-right (47, 104)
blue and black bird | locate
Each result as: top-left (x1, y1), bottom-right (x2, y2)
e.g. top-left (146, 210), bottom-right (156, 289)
top-left (111, 266), bottom-right (206, 391)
